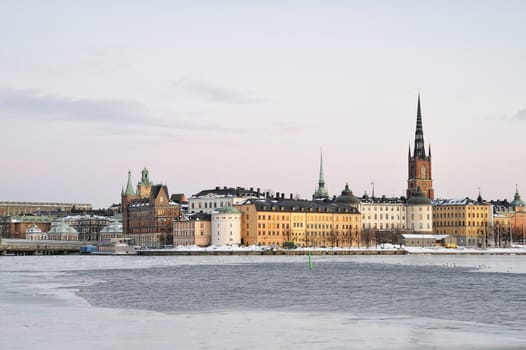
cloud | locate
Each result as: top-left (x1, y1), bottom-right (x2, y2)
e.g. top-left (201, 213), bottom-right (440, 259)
top-left (512, 108), bottom-right (526, 121)
top-left (0, 87), bottom-right (152, 125)
top-left (0, 87), bottom-right (249, 136)
top-left (174, 78), bottom-right (271, 104)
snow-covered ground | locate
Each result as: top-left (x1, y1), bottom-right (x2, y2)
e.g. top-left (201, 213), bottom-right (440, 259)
top-left (150, 243), bottom-right (526, 255)
top-left (1, 255), bottom-right (526, 349)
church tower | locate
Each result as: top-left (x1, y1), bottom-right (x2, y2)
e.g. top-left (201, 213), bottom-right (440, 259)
top-left (407, 94), bottom-right (434, 200)
top-left (137, 166), bottom-right (153, 198)
top-left (313, 150), bottom-right (329, 200)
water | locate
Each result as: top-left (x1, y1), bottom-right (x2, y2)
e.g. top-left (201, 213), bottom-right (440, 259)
top-left (77, 261), bottom-right (526, 328)
top-left (1, 255), bottom-right (526, 349)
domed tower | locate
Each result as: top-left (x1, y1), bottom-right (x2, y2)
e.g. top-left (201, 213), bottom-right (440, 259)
top-left (511, 186), bottom-right (525, 211)
top-left (407, 186), bottom-right (433, 232)
top-left (335, 183), bottom-right (361, 208)
top-left (407, 94), bottom-right (434, 200)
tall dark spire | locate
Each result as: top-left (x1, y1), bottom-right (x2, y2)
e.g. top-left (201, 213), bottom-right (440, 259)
top-left (413, 93), bottom-right (426, 159)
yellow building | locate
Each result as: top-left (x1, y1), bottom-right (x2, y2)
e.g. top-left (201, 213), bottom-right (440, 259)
top-left (493, 213), bottom-right (513, 247)
top-left (235, 198), bottom-right (361, 247)
top-left (173, 213), bottom-right (211, 247)
top-left (433, 197), bottom-right (492, 247)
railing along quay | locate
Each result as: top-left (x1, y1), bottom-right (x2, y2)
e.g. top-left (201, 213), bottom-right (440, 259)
top-left (0, 239), bottom-right (91, 255)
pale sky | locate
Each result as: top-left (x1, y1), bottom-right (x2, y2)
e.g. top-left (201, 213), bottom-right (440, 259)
top-left (1, 1), bottom-right (525, 208)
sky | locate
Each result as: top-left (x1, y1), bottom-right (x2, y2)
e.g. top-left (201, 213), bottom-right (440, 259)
top-left (1, 0), bottom-right (525, 208)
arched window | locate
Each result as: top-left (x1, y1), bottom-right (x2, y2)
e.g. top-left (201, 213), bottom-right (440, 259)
top-left (421, 165), bottom-right (427, 179)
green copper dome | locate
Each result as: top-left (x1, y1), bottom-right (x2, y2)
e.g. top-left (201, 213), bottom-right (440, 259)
top-left (511, 189), bottom-right (525, 208)
top-left (48, 221), bottom-right (78, 234)
top-left (100, 221), bottom-right (123, 234)
top-left (407, 187), bottom-right (432, 205)
top-left (335, 183), bottom-right (360, 205)
top-left (214, 206), bottom-right (241, 214)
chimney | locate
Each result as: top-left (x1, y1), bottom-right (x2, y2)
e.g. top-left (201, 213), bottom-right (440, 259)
top-left (224, 186), bottom-right (227, 190)
top-left (276, 192), bottom-right (280, 199)
top-left (257, 188), bottom-right (261, 195)
top-left (281, 193), bottom-right (285, 199)
top-left (290, 193), bottom-right (293, 199)
top-left (250, 187), bottom-right (253, 192)
top-left (215, 186), bottom-right (220, 190)
top-left (265, 192), bottom-right (269, 198)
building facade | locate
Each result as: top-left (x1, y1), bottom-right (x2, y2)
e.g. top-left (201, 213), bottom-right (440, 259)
top-left (359, 196), bottom-right (407, 231)
top-left (211, 207), bottom-right (241, 246)
top-left (121, 169), bottom-right (180, 247)
top-left (0, 215), bottom-right (52, 239)
top-left (173, 213), bottom-right (211, 247)
top-left (0, 201), bottom-right (92, 216)
top-left (235, 198), bottom-right (361, 248)
top-left (491, 188), bottom-right (526, 246)
top-left (188, 186), bottom-right (264, 214)
top-left (433, 197), bottom-right (492, 247)
top-left (64, 215), bottom-right (113, 241)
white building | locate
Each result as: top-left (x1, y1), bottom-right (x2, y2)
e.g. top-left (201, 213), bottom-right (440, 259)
top-left (406, 187), bottom-right (433, 232)
top-left (211, 207), bottom-right (241, 246)
top-left (188, 187), bottom-right (264, 214)
top-left (334, 184), bottom-right (425, 232)
top-left (359, 200), bottom-right (407, 231)
top-left (25, 224), bottom-right (47, 240)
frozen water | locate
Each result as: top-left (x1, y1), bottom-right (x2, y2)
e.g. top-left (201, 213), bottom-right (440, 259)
top-left (1, 255), bottom-right (526, 349)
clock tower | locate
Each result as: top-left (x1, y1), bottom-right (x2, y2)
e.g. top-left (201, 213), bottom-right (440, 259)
top-left (407, 94), bottom-right (434, 200)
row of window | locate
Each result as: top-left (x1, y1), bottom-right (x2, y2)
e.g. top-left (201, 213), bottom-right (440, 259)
top-left (434, 221), bottom-right (488, 227)
top-left (362, 223), bottom-right (406, 229)
top-left (362, 206), bottom-right (406, 212)
top-left (363, 214), bottom-right (405, 221)
top-left (434, 213), bottom-right (488, 219)
top-left (256, 215), bottom-right (357, 222)
top-left (190, 201), bottom-right (230, 209)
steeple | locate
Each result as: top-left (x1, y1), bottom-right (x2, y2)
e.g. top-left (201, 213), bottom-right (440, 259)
top-left (319, 150), bottom-right (326, 186)
top-left (125, 170), bottom-right (135, 196)
top-left (406, 93), bottom-right (434, 200)
top-left (477, 188), bottom-right (483, 203)
top-left (313, 149), bottom-right (329, 200)
top-left (414, 93), bottom-right (426, 159)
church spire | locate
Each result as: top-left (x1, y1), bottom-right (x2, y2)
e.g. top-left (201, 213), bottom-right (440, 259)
top-left (313, 149), bottom-right (329, 199)
top-left (319, 150), bottom-right (326, 186)
top-left (407, 93), bottom-right (434, 200)
top-left (125, 170), bottom-right (135, 196)
top-left (414, 93), bottom-right (426, 159)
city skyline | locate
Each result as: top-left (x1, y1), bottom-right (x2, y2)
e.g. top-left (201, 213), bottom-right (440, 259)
top-left (1, 1), bottom-right (525, 208)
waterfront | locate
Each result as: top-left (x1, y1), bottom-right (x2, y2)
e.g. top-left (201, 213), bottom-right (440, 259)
top-left (1, 255), bottom-right (526, 349)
